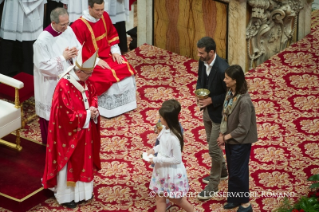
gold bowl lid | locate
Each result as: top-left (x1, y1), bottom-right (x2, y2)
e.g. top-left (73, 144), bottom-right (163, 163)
top-left (195, 88), bottom-right (210, 99)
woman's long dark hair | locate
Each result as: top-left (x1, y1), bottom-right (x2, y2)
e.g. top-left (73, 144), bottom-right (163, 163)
top-left (225, 65), bottom-right (248, 95)
top-left (159, 99), bottom-right (184, 152)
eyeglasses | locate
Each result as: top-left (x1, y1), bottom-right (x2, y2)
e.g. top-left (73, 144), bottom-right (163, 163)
top-left (59, 22), bottom-right (70, 27)
top-left (81, 70), bottom-right (93, 76)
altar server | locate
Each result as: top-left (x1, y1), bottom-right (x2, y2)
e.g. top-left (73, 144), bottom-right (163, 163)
top-left (33, 7), bottom-right (81, 144)
top-left (0, 0), bottom-right (46, 75)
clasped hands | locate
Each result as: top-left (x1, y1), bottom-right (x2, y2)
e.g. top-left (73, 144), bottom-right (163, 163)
top-left (63, 47), bottom-right (78, 60)
top-left (97, 53), bottom-right (124, 69)
top-left (217, 133), bottom-right (232, 149)
top-left (146, 148), bottom-right (155, 164)
top-left (89, 106), bottom-right (99, 119)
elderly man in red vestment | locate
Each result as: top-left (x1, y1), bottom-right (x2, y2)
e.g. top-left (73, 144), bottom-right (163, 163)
top-left (42, 49), bottom-right (101, 209)
top-left (71, 0), bottom-right (136, 97)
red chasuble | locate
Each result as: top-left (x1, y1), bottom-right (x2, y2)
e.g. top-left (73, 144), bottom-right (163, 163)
top-left (71, 12), bottom-right (136, 96)
top-left (42, 77), bottom-right (101, 188)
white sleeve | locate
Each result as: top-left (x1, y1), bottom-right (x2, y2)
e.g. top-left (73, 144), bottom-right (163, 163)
top-left (153, 137), bottom-right (182, 165)
top-left (153, 145), bottom-right (160, 153)
top-left (111, 44), bottom-right (121, 55)
top-left (33, 41), bottom-right (67, 77)
top-left (19, 0), bottom-right (45, 15)
top-left (83, 110), bottom-right (91, 129)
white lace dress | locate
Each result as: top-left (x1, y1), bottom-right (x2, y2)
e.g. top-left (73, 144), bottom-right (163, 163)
top-left (149, 126), bottom-right (189, 198)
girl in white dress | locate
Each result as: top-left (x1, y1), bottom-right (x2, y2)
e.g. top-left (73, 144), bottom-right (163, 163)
top-left (147, 99), bottom-right (194, 212)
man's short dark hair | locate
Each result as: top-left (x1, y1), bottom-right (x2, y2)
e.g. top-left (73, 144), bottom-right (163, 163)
top-left (88, 0), bottom-right (104, 8)
top-left (197, 37), bottom-right (216, 53)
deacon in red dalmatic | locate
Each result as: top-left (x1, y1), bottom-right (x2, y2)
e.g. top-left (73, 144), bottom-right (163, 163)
top-left (71, 0), bottom-right (136, 96)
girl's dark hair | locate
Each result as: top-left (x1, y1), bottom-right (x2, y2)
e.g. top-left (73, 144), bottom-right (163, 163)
top-left (159, 99), bottom-right (184, 152)
top-left (225, 65), bottom-right (248, 95)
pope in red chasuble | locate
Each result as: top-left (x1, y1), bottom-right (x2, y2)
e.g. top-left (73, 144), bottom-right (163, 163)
top-left (42, 48), bottom-right (101, 208)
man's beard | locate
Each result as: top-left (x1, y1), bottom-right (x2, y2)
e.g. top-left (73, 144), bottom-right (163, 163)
top-left (200, 54), bottom-right (211, 62)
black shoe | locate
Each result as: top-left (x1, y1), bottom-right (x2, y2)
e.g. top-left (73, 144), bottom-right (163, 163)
top-left (197, 189), bottom-right (218, 200)
top-left (224, 202), bottom-right (241, 209)
top-left (62, 201), bottom-right (77, 209)
top-left (202, 174), bottom-right (228, 184)
top-left (237, 205), bottom-right (252, 212)
top-left (221, 174), bottom-right (228, 180)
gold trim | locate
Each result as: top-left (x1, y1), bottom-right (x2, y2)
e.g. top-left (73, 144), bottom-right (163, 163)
top-left (110, 69), bottom-right (120, 81)
top-left (67, 181), bottom-right (76, 187)
top-left (96, 33), bottom-right (107, 41)
top-left (80, 18), bottom-right (98, 51)
top-left (0, 128), bottom-right (22, 151)
top-left (101, 16), bottom-right (108, 38)
top-left (108, 36), bottom-right (119, 44)
top-left (0, 138), bottom-right (22, 151)
top-left (14, 88), bottom-right (20, 109)
top-left (26, 114), bottom-right (38, 123)
top-left (122, 61), bottom-right (135, 75)
top-left (75, 61), bottom-right (94, 71)
top-left (0, 187), bottom-right (44, 202)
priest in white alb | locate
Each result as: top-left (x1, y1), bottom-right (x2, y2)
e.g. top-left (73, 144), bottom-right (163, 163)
top-left (33, 7), bottom-right (81, 144)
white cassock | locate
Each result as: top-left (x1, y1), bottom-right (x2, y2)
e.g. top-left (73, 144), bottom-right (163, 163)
top-left (33, 25), bottom-right (81, 120)
top-left (0, 0), bottom-right (46, 41)
top-left (64, 0), bottom-right (88, 23)
top-left (104, 0), bottom-right (129, 24)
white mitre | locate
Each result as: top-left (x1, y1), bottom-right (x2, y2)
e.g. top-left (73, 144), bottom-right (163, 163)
top-left (59, 47), bottom-right (98, 79)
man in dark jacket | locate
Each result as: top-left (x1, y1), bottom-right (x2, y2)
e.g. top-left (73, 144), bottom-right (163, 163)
top-left (196, 36), bottom-right (229, 200)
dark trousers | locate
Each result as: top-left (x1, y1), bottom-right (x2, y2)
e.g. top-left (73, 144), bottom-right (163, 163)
top-left (0, 38), bottom-right (34, 76)
top-left (113, 21), bottom-right (128, 53)
top-left (39, 117), bottom-right (49, 144)
top-left (225, 143), bottom-right (251, 203)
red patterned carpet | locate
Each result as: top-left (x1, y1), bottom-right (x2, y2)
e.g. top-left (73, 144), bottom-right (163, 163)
top-left (0, 11), bottom-right (318, 212)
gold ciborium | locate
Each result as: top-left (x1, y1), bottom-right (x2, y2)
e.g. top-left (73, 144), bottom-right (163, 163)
top-left (154, 120), bottom-right (163, 134)
top-left (195, 88), bottom-right (210, 100)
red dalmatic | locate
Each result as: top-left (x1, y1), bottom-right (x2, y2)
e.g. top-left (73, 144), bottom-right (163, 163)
top-left (42, 77), bottom-right (101, 188)
top-left (71, 12), bottom-right (136, 96)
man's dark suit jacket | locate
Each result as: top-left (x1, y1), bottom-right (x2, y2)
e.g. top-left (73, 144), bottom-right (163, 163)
top-left (196, 55), bottom-right (229, 123)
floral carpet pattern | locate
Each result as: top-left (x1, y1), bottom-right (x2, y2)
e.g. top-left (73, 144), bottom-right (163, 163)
top-left (0, 11), bottom-right (318, 212)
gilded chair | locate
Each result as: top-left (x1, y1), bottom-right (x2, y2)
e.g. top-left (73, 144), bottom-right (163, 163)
top-left (0, 74), bottom-right (23, 151)
top-left (0, 72), bottom-right (36, 128)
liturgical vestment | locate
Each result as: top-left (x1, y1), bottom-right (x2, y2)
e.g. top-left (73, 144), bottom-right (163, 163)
top-left (42, 70), bottom-right (101, 203)
top-left (66, 0), bottom-right (88, 23)
top-left (33, 25), bottom-right (81, 121)
top-left (71, 10), bottom-right (136, 96)
top-left (0, 0), bottom-right (46, 41)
